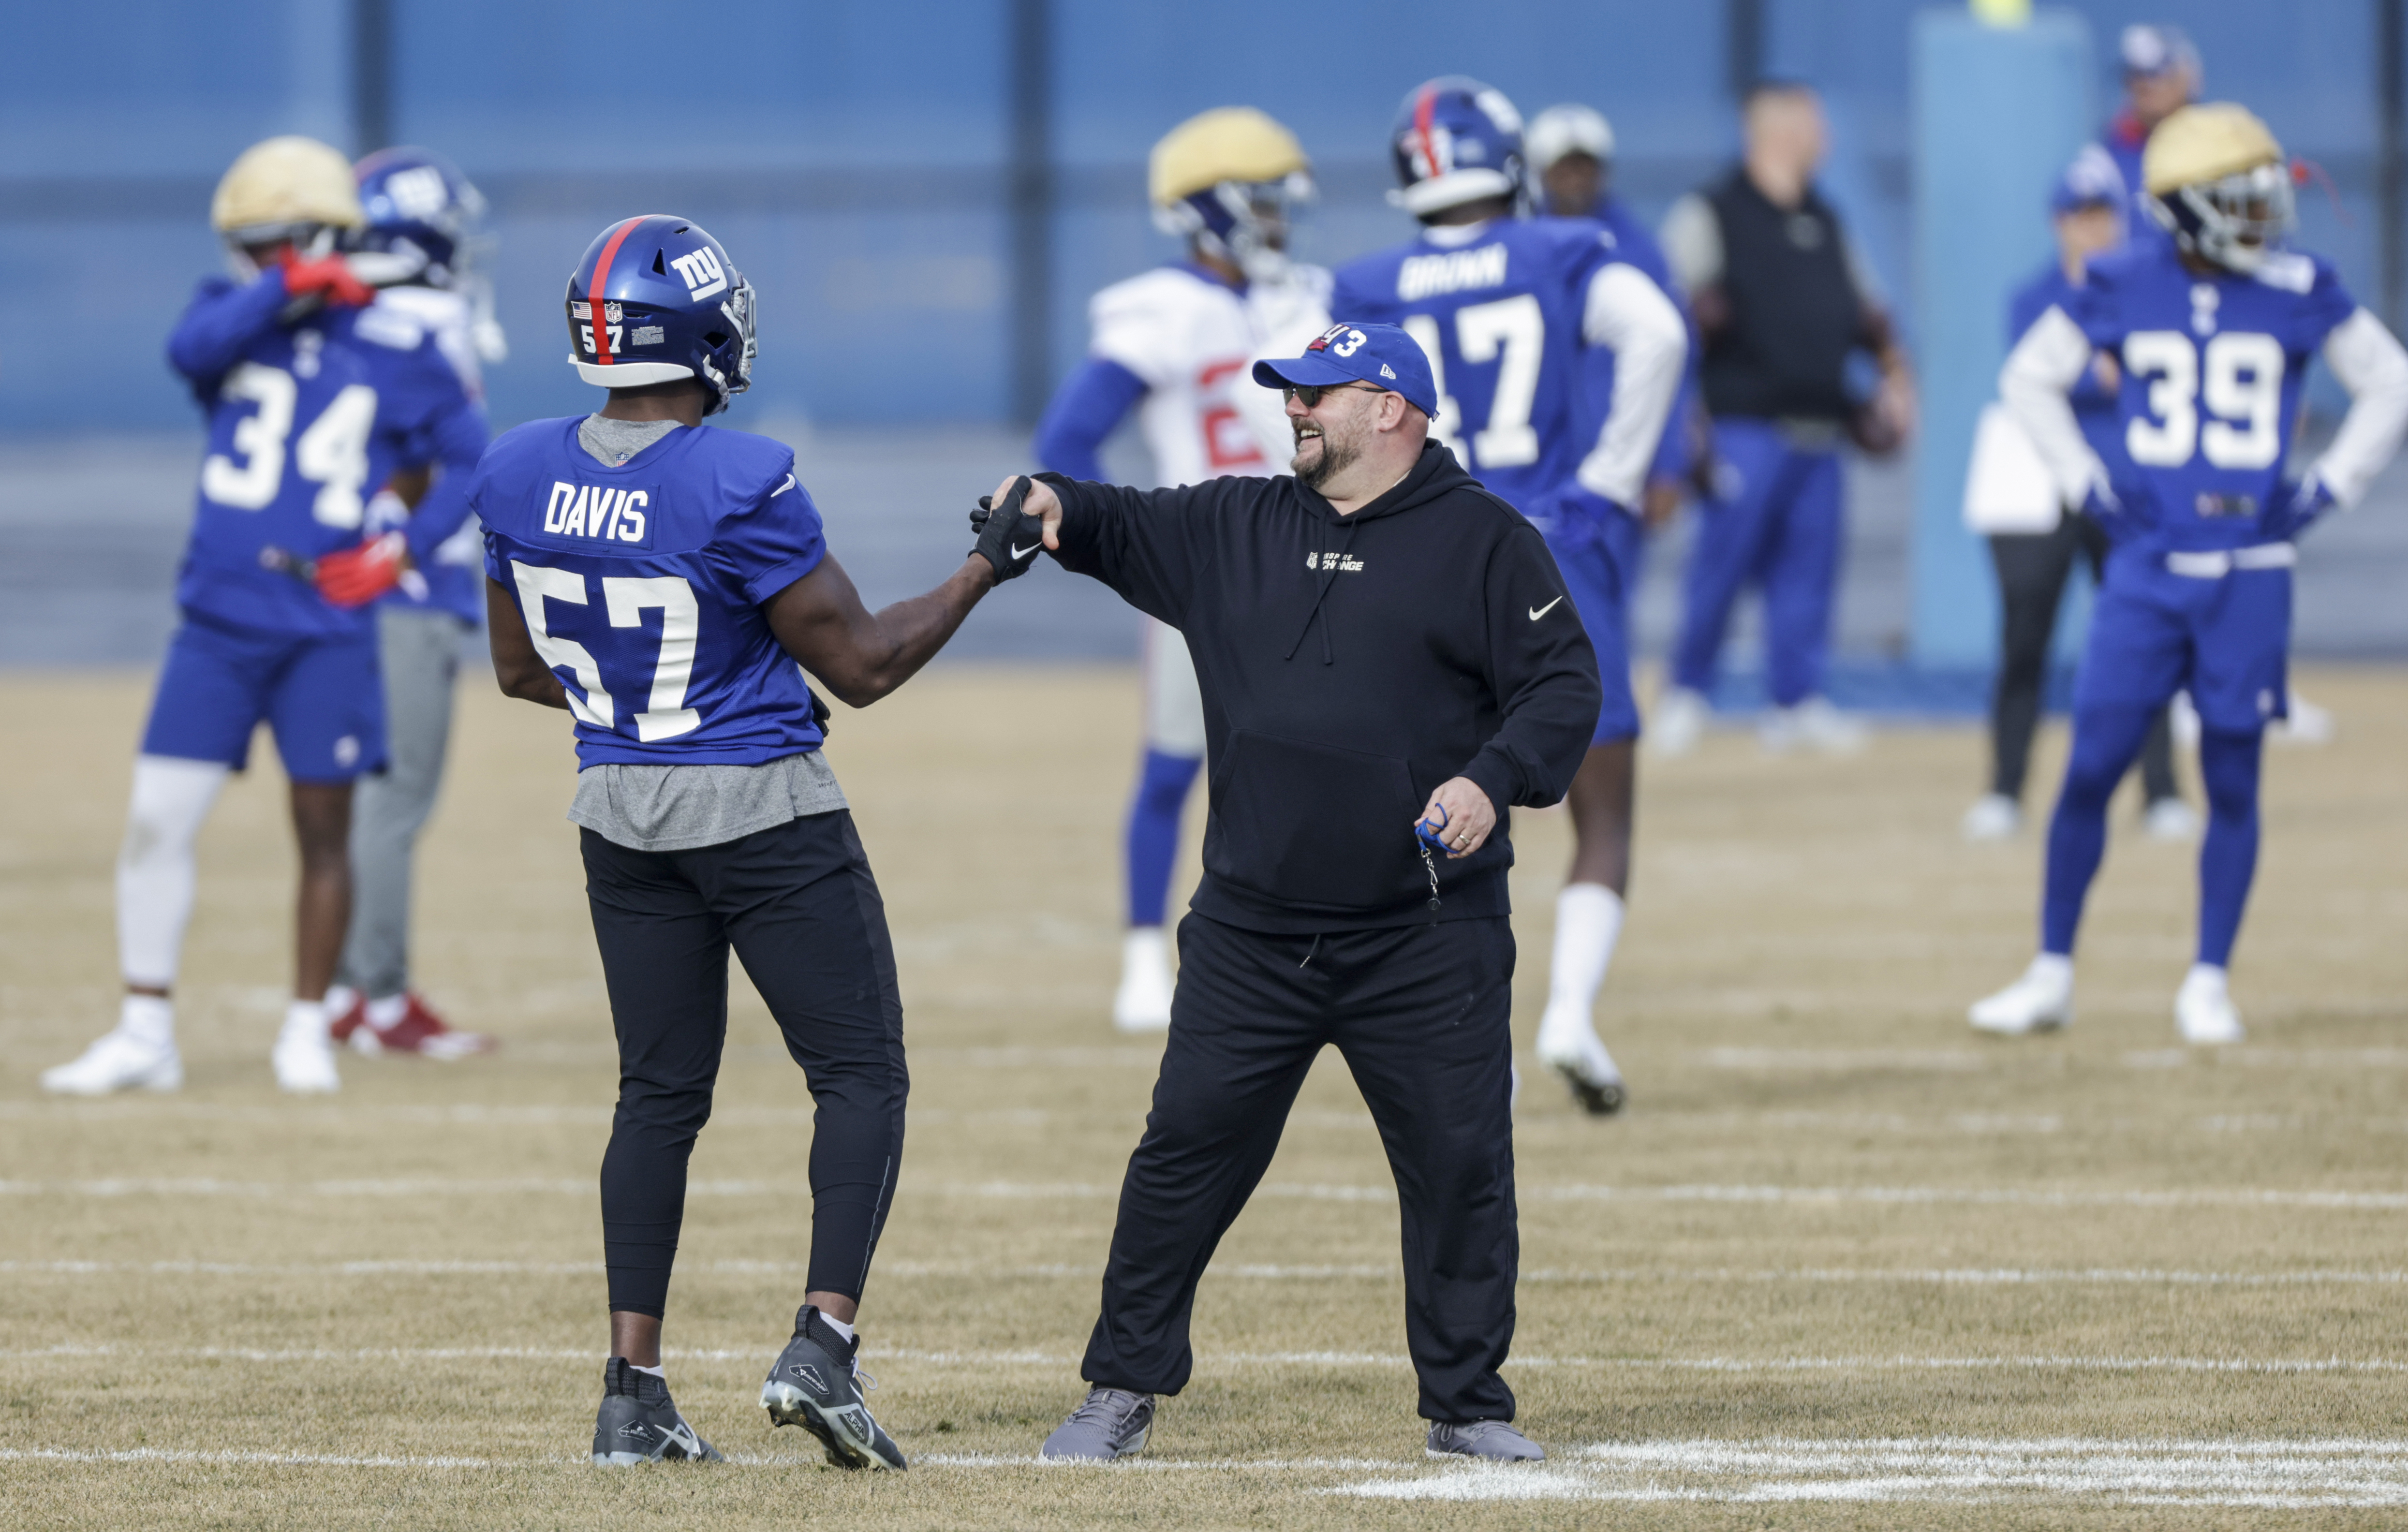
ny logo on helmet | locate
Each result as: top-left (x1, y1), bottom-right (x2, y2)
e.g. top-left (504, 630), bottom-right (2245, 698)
top-left (669, 247), bottom-right (728, 301)
top-left (1307, 324), bottom-right (1367, 358)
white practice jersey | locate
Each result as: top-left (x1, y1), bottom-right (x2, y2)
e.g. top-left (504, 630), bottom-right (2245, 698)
top-left (1087, 263), bottom-right (1330, 487)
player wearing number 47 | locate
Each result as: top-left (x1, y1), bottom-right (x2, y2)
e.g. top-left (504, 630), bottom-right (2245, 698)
top-left (477, 216), bottom-right (1046, 1468)
top-left (43, 137), bottom-right (488, 1099)
top-left (1976, 104), bottom-right (2408, 1046)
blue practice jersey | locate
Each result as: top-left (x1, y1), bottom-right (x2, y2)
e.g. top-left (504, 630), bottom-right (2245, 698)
top-left (167, 273), bottom-right (483, 639)
top-left (475, 419), bottom-right (829, 768)
top-left (2010, 262), bottom-right (2126, 474)
top-left (1331, 217), bottom-right (1613, 512)
top-left (2063, 243), bottom-right (2356, 551)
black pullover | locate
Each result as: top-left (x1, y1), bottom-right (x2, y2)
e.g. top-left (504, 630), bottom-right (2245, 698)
top-left (1041, 440), bottom-right (1602, 935)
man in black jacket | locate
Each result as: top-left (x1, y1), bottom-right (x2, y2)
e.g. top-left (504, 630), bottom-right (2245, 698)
top-left (998, 322), bottom-right (1601, 1465)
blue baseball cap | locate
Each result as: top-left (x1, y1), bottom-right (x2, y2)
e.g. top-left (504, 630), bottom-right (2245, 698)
top-left (1252, 322), bottom-right (1438, 419)
top-left (2052, 143), bottom-right (2127, 215)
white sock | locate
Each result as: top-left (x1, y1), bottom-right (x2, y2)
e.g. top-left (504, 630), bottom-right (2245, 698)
top-left (117, 756), bottom-right (228, 990)
top-left (366, 994), bottom-right (408, 1031)
top-left (2030, 953), bottom-right (2075, 986)
top-left (280, 999), bottom-right (328, 1046)
top-left (626, 1361), bottom-right (665, 1380)
top-left (119, 994), bottom-right (175, 1050)
top-left (819, 1313), bottom-right (856, 1344)
top-left (324, 984), bottom-right (357, 1018)
top-left (1545, 884), bottom-right (1625, 1021)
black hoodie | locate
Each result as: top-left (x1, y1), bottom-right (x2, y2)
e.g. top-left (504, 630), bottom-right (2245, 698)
top-left (1042, 441), bottom-right (1602, 935)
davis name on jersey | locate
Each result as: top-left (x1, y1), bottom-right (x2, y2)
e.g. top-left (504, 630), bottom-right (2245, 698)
top-left (2068, 244), bottom-right (2354, 549)
top-left (169, 273), bottom-right (481, 638)
top-left (1331, 217), bottom-right (1612, 512)
top-left (475, 419), bottom-right (827, 767)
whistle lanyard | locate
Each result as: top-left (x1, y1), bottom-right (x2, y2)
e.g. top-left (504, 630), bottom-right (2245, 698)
top-left (1414, 804), bottom-right (1449, 912)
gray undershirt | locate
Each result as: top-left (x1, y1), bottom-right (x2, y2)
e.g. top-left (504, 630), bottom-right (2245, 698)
top-left (564, 413), bottom-right (847, 853)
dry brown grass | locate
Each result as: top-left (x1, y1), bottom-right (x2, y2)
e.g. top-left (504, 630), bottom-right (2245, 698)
top-left (2, 663), bottom-right (2405, 1528)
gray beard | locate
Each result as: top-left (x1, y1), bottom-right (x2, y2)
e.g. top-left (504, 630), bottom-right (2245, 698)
top-left (1294, 435), bottom-right (1359, 492)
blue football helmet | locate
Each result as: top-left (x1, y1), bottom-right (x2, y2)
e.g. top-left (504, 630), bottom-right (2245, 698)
top-left (1387, 76), bottom-right (1526, 219)
top-left (564, 215), bottom-right (756, 412)
top-left (353, 147), bottom-right (488, 288)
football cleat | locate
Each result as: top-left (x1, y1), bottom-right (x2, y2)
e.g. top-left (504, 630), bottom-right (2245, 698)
top-left (1041, 1387), bottom-right (1155, 1462)
top-left (2142, 797), bottom-right (2201, 842)
top-left (1112, 929), bottom-right (1175, 1033)
top-left (762, 1306), bottom-right (906, 1470)
top-left (592, 1358), bottom-right (721, 1466)
top-left (346, 994), bottom-right (497, 1060)
top-left (1761, 697), bottom-right (1866, 756)
top-left (1427, 1419), bottom-right (1545, 1462)
top-left (41, 1029), bottom-right (183, 1096)
top-left (2175, 964), bottom-right (2245, 1046)
top-left (1647, 687), bottom-right (1709, 759)
top-left (1961, 793), bottom-right (2022, 841)
top-left (1534, 1007), bottom-right (1625, 1116)
top-left (271, 1011), bottom-right (340, 1094)
top-left (1969, 954), bottom-right (2074, 1036)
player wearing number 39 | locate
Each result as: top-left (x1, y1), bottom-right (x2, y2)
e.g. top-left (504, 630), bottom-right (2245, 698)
top-left (44, 137), bottom-right (487, 1098)
top-left (477, 216), bottom-right (1044, 1468)
top-left (1976, 105), bottom-right (2408, 1045)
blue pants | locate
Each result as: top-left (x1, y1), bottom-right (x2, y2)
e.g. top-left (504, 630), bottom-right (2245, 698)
top-left (139, 614), bottom-right (387, 782)
top-left (1542, 505), bottom-right (1643, 745)
top-left (1670, 420), bottom-right (1844, 707)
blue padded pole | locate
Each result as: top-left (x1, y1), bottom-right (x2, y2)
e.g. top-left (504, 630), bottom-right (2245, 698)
top-left (1909, 7), bottom-right (2093, 668)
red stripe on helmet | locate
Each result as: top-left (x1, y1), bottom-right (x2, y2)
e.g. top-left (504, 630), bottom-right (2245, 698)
top-left (1414, 85), bottom-right (1443, 186)
top-left (585, 217), bottom-right (642, 367)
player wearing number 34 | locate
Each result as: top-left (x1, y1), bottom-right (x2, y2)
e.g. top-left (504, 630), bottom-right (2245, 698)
top-left (1975, 104), bottom-right (2408, 1046)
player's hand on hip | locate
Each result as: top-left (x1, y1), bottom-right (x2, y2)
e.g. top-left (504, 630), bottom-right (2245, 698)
top-left (315, 530), bottom-right (409, 607)
top-left (1417, 778), bottom-right (1496, 859)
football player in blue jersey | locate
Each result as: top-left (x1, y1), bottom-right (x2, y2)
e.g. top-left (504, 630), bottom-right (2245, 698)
top-left (1978, 105), bottom-right (2408, 1045)
top-left (320, 147), bottom-right (504, 1060)
top-left (1331, 77), bottom-right (1687, 1115)
top-left (478, 215), bottom-right (1042, 1468)
top-left (42, 137), bottom-right (487, 1099)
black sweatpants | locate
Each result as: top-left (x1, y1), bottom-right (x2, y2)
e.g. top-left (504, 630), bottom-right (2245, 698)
top-left (579, 811), bottom-right (908, 1319)
top-left (1082, 912), bottom-right (1520, 1424)
top-left (1989, 516), bottom-right (2178, 803)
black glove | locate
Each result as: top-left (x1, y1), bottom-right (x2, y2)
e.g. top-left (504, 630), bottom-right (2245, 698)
top-left (970, 475), bottom-right (1045, 582)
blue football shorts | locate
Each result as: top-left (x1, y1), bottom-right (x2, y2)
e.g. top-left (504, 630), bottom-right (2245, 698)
top-left (1543, 514), bottom-right (1643, 746)
top-left (139, 615), bottom-right (388, 782)
top-left (2076, 551), bottom-right (2290, 735)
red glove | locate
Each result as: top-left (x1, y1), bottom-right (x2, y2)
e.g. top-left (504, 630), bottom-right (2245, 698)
top-left (316, 531), bottom-right (409, 607)
top-left (281, 251), bottom-right (378, 309)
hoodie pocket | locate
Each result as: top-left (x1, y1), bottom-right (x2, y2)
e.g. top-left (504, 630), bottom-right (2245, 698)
top-left (1208, 729), bottom-right (1425, 910)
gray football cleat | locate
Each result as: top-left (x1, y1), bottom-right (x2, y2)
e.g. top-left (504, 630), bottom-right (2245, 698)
top-left (1040, 1386), bottom-right (1155, 1461)
top-left (761, 1305), bottom-right (906, 1470)
top-left (591, 1358), bottom-right (722, 1466)
top-left (1427, 1419), bottom-right (1545, 1462)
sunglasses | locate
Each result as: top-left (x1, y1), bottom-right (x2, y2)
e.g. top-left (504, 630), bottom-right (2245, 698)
top-left (1282, 382), bottom-right (1384, 408)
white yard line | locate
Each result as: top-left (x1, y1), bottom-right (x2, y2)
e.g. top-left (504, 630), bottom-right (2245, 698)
top-left (0, 1446), bottom-right (502, 1469)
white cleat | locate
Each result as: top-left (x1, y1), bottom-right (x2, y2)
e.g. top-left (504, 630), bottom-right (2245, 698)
top-left (1762, 696), bottom-right (1867, 756)
top-left (1969, 954), bottom-right (2074, 1036)
top-left (2142, 797), bottom-right (2201, 842)
top-left (271, 1030), bottom-right (341, 1094)
top-left (2273, 692), bottom-right (2334, 746)
top-left (1112, 928), bottom-right (1174, 1033)
top-left (41, 1029), bottom-right (183, 1095)
top-left (1647, 687), bottom-right (1709, 758)
top-left (2175, 964), bottom-right (2245, 1046)
top-left (1961, 793), bottom-right (2022, 841)
top-left (1535, 1006), bottom-right (1625, 1116)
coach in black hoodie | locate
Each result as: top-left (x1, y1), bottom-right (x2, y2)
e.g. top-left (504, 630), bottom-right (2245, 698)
top-left (1005, 323), bottom-right (1601, 1466)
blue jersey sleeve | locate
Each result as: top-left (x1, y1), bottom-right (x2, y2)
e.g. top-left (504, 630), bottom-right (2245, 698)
top-left (1033, 356), bottom-right (1148, 482)
top-left (709, 459), bottom-right (827, 605)
top-left (166, 272), bottom-right (291, 396)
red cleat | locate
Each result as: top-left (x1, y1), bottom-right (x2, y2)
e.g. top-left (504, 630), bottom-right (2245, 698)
top-left (327, 990), bottom-right (369, 1046)
top-left (349, 994), bottom-right (497, 1060)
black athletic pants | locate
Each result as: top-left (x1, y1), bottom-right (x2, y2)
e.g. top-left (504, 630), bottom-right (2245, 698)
top-left (580, 811), bottom-right (908, 1319)
top-left (1989, 516), bottom-right (2178, 803)
top-left (1082, 912), bottom-right (1520, 1423)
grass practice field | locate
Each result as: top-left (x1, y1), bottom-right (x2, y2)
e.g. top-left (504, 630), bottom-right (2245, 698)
top-left (3, 663), bottom-right (2407, 1529)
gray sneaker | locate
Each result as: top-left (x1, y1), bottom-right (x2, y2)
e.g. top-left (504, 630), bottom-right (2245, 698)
top-left (591, 1358), bottom-right (722, 1466)
top-left (1427, 1419), bottom-right (1544, 1462)
top-left (761, 1305), bottom-right (907, 1470)
top-left (1040, 1386), bottom-right (1155, 1461)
